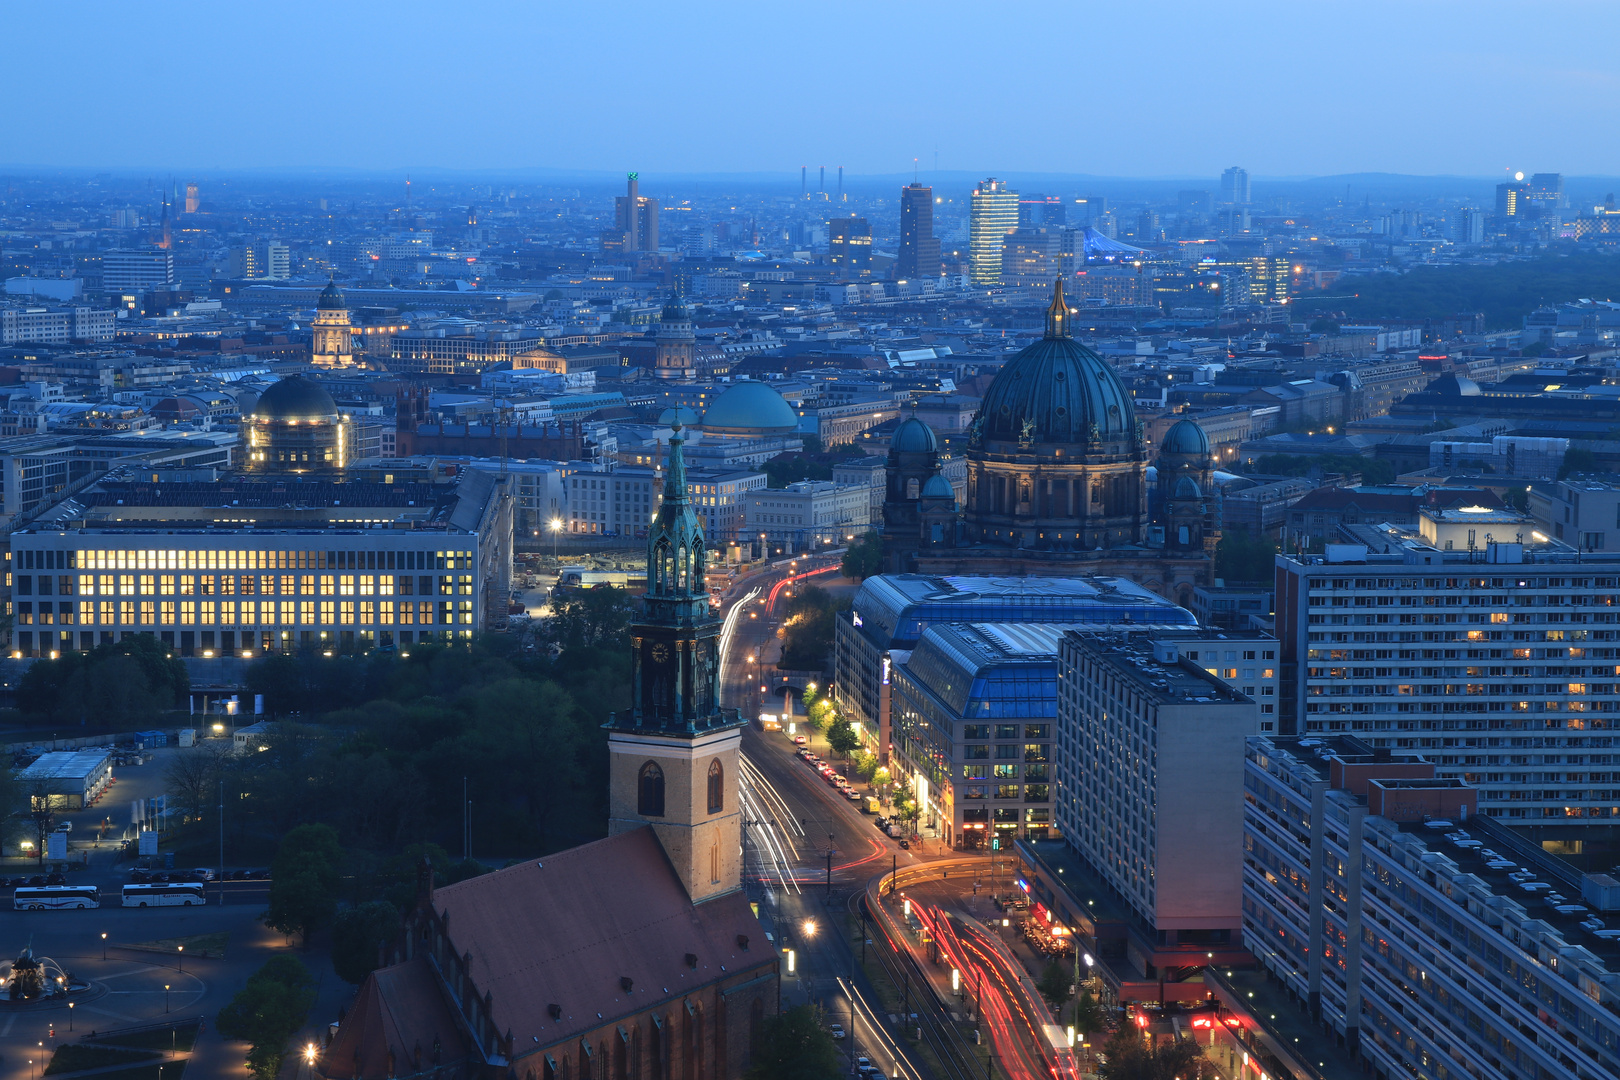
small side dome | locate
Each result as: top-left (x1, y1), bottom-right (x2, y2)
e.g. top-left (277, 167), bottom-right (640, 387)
top-left (1174, 475), bottom-right (1203, 498)
top-left (892, 415), bottom-right (939, 453)
top-left (920, 474), bottom-right (955, 500)
top-left (1160, 418), bottom-right (1210, 456)
top-left (317, 281), bottom-right (346, 311)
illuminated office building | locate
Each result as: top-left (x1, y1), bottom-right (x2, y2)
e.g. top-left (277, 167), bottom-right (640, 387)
top-left (828, 216), bottom-right (872, 275)
top-left (969, 178), bottom-right (1019, 286)
top-left (612, 172), bottom-right (659, 252)
top-left (8, 468), bottom-right (511, 658)
top-left (1220, 166), bottom-right (1251, 205)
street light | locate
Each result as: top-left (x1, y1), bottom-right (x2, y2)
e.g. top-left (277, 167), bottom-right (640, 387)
top-left (802, 919), bottom-right (817, 938)
top-left (177, 944), bottom-right (183, 972)
top-left (101, 932), bottom-right (107, 961)
top-left (164, 984), bottom-right (171, 1012)
top-left (68, 1002), bottom-right (74, 1031)
top-left (549, 517), bottom-right (563, 561)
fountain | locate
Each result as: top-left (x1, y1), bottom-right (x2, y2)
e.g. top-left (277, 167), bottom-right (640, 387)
top-left (0, 947), bottom-right (89, 1002)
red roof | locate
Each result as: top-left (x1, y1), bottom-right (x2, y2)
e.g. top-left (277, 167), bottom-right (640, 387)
top-left (323, 954), bottom-right (472, 1079)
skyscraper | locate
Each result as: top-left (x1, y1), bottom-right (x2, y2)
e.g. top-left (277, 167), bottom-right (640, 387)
top-left (1220, 166), bottom-right (1251, 205)
top-left (613, 172), bottom-right (659, 252)
top-left (828, 216), bottom-right (872, 275)
top-left (1496, 178), bottom-right (1530, 218)
top-left (897, 183), bottom-right (940, 279)
top-left (1529, 172), bottom-right (1566, 210)
top-left (184, 183), bottom-right (199, 214)
top-left (968, 178), bottom-right (1018, 286)
top-left (1451, 207), bottom-right (1486, 244)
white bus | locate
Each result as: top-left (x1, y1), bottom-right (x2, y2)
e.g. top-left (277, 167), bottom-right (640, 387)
top-left (14, 885), bottom-right (100, 910)
top-left (122, 882), bottom-right (205, 907)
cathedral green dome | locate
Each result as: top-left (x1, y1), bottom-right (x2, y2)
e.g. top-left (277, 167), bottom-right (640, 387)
top-left (921, 474), bottom-right (955, 499)
top-left (701, 381), bottom-right (800, 436)
top-left (976, 280), bottom-right (1136, 446)
top-left (892, 414), bottom-right (938, 453)
top-left (1160, 417), bottom-right (1211, 456)
top-left (316, 281), bottom-right (346, 311)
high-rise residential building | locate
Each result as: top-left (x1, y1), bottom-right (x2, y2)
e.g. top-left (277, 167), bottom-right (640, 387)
top-left (827, 216), bottom-right (872, 275)
top-left (1496, 179), bottom-right (1531, 218)
top-left (1220, 166), bottom-right (1251, 205)
top-left (896, 183), bottom-right (940, 279)
top-left (1056, 633), bottom-right (1256, 956)
top-left (1274, 508), bottom-right (1620, 824)
top-left (968, 178), bottom-right (1019, 286)
top-left (1242, 735), bottom-right (1620, 1080)
top-left (102, 249), bottom-right (174, 291)
top-left (184, 183), bottom-right (199, 214)
top-left (228, 242), bottom-right (290, 280)
top-left (613, 172), bottom-right (659, 252)
top-left (1451, 206), bottom-right (1486, 244)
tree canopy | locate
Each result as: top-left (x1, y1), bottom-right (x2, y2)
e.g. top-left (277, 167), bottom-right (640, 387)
top-left (745, 1005), bottom-right (841, 1080)
top-left (216, 954), bottom-right (317, 1080)
top-left (778, 586), bottom-right (846, 671)
top-left (840, 532), bottom-right (883, 580)
top-left (17, 635), bottom-right (188, 725)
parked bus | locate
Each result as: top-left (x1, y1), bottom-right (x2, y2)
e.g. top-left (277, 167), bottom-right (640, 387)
top-left (14, 885), bottom-right (100, 910)
top-left (122, 882), bottom-right (205, 907)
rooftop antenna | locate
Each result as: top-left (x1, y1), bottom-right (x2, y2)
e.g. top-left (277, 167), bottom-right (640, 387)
top-left (837, 165), bottom-right (844, 202)
top-left (913, 158), bottom-right (919, 184)
top-left (819, 166), bottom-right (825, 193)
top-left (801, 166), bottom-right (806, 199)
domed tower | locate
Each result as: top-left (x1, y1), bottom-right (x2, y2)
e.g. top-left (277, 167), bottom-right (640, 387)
top-left (881, 411), bottom-right (956, 572)
top-left (654, 295), bottom-right (696, 380)
top-left (963, 279), bottom-right (1147, 550)
top-left (245, 375), bottom-right (349, 474)
top-left (1157, 417), bottom-right (1219, 558)
top-left (310, 280), bottom-right (354, 369)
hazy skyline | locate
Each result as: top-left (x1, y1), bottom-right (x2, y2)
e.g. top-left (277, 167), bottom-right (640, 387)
top-left (6, 0), bottom-right (1619, 178)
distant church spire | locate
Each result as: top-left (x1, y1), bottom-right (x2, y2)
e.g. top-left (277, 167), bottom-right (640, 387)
top-left (1044, 278), bottom-right (1071, 339)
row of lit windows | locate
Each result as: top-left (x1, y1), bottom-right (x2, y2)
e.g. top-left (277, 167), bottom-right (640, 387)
top-left (19, 574), bottom-right (472, 598)
top-left (15, 549), bottom-right (474, 571)
top-left (15, 600), bottom-right (474, 627)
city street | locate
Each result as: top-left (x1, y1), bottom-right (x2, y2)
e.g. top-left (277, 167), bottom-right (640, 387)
top-left (714, 557), bottom-right (1074, 1080)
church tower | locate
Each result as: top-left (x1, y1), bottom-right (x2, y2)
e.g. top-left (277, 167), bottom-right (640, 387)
top-left (1157, 417), bottom-right (1220, 566)
top-left (654, 295), bottom-right (697, 380)
top-left (311, 280), bottom-right (355, 369)
top-left (605, 420), bottom-right (746, 904)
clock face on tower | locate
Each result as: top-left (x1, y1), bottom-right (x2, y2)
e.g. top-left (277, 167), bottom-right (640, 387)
top-left (650, 642), bottom-right (671, 664)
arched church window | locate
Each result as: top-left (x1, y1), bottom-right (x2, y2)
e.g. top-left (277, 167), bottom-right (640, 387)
top-left (639, 762), bottom-right (665, 817)
top-left (906, 478), bottom-right (919, 499)
top-left (707, 759), bottom-right (724, 814)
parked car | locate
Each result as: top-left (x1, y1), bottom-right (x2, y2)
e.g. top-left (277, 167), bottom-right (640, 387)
top-left (829, 1024), bottom-right (845, 1040)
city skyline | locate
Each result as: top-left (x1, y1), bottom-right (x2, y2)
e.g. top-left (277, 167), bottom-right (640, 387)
top-left (6, 1), bottom-right (1620, 175)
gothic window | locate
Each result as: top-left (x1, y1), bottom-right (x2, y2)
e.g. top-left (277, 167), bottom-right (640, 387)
top-left (707, 759), bottom-right (724, 813)
top-left (654, 540), bottom-right (671, 594)
top-left (639, 762), bottom-right (665, 817)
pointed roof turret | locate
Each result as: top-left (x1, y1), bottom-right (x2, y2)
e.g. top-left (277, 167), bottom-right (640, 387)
top-left (1044, 278), bottom-right (1072, 340)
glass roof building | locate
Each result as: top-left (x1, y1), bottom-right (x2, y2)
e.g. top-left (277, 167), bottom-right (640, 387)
top-left (834, 573), bottom-right (1195, 763)
top-left (891, 622), bottom-right (1067, 850)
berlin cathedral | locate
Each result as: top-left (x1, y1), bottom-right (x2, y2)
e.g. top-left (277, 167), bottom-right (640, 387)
top-left (881, 280), bottom-right (1219, 607)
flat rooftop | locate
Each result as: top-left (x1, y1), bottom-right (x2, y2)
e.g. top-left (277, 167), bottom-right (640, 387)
top-left (1065, 634), bottom-right (1249, 707)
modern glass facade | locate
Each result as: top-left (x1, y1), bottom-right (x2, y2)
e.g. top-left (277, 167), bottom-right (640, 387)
top-left (10, 539), bottom-right (478, 657)
top-left (834, 573), bottom-right (1194, 763)
top-left (968, 179), bottom-right (1019, 286)
top-left (891, 622), bottom-right (1058, 849)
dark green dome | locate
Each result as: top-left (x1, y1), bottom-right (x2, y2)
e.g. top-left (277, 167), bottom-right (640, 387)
top-left (660, 295), bottom-right (690, 322)
top-left (254, 375), bottom-right (339, 421)
top-left (1161, 417), bottom-right (1210, 456)
top-left (701, 381), bottom-right (799, 436)
top-left (976, 280), bottom-right (1136, 445)
top-left (892, 415), bottom-right (938, 453)
top-left (921, 474), bottom-right (955, 499)
top-left (317, 281), bottom-right (346, 311)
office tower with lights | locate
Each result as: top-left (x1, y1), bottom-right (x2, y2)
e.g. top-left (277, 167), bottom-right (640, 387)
top-left (183, 183), bottom-right (199, 214)
top-left (827, 216), bottom-right (873, 275)
top-left (613, 172), bottom-right (659, 252)
top-left (102, 249), bottom-right (175, 291)
top-left (897, 183), bottom-right (941, 279)
top-left (1220, 166), bottom-right (1251, 205)
top-left (1496, 179), bottom-right (1530, 218)
top-left (969, 178), bottom-right (1019, 286)
top-left (1529, 172), bottom-right (1566, 211)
